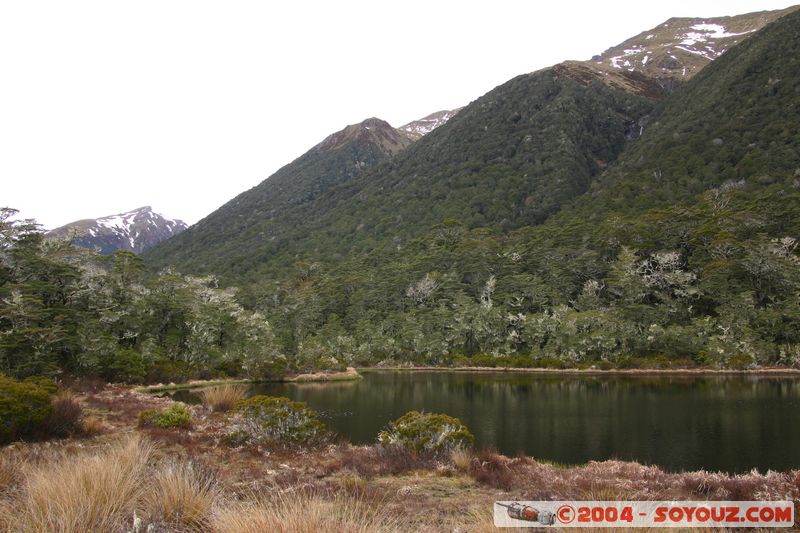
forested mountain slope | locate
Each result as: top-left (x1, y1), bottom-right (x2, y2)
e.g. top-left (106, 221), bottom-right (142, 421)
top-left (148, 71), bottom-right (653, 282)
top-left (252, 9), bottom-right (800, 369)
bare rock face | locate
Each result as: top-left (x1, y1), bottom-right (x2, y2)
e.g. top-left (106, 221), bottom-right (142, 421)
top-left (48, 206), bottom-right (187, 254)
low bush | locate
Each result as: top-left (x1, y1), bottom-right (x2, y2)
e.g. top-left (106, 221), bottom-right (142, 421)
top-left (0, 374), bottom-right (56, 444)
top-left (377, 411), bottom-right (474, 456)
top-left (101, 348), bottom-right (146, 384)
top-left (226, 396), bottom-right (327, 447)
top-left (139, 404), bottom-right (193, 429)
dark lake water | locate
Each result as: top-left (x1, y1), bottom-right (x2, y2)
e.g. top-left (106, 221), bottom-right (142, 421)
top-left (173, 371), bottom-right (800, 473)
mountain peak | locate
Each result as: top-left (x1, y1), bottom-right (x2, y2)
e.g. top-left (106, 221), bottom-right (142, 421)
top-left (49, 207), bottom-right (187, 254)
top-left (558, 5), bottom-right (799, 97)
top-left (313, 117), bottom-right (412, 156)
top-left (399, 109), bottom-right (462, 140)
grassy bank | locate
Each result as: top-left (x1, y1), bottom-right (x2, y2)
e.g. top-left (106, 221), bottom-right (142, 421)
top-left (137, 367), bottom-right (362, 393)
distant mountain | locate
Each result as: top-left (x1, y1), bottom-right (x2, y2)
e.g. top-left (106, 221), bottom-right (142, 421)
top-left (49, 206), bottom-right (187, 255)
top-left (399, 109), bottom-right (462, 140)
top-left (314, 117), bottom-right (413, 155)
top-left (554, 6), bottom-right (798, 97)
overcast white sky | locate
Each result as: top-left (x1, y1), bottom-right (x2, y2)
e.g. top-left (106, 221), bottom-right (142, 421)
top-left (1, 1), bottom-right (795, 229)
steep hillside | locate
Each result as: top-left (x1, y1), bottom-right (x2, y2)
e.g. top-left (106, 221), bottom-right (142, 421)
top-left (574, 6), bottom-right (800, 217)
top-left (148, 71), bottom-right (652, 282)
top-left (252, 9), bottom-right (800, 366)
top-left (145, 118), bottom-right (412, 277)
top-left (48, 206), bottom-right (186, 254)
top-left (555, 6), bottom-right (798, 96)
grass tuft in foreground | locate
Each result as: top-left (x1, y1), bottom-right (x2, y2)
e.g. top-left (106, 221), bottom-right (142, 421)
top-left (200, 384), bottom-right (247, 412)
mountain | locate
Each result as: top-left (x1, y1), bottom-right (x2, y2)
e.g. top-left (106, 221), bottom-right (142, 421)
top-left (147, 70), bottom-right (653, 282)
top-left (573, 5), bottom-right (800, 217)
top-left (49, 206), bottom-right (187, 255)
top-left (144, 7), bottom-right (800, 367)
top-left (554, 6), bottom-right (798, 97)
top-left (399, 109), bottom-right (462, 140)
top-left (145, 117), bottom-right (415, 278)
top-left (147, 5), bottom-right (797, 288)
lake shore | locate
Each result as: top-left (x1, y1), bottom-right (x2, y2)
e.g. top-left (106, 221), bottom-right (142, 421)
top-left (136, 367), bottom-right (362, 393)
top-left (1, 383), bottom-right (798, 531)
top-left (359, 365), bottom-right (800, 376)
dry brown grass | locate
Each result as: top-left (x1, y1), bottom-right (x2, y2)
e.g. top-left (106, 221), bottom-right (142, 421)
top-left (48, 389), bottom-right (84, 437)
top-left (200, 384), bottom-right (247, 412)
top-left (81, 414), bottom-right (106, 435)
top-left (144, 461), bottom-right (219, 531)
top-left (450, 447), bottom-right (472, 471)
top-left (10, 434), bottom-right (153, 532)
top-left (212, 492), bottom-right (401, 533)
top-left (0, 455), bottom-right (22, 496)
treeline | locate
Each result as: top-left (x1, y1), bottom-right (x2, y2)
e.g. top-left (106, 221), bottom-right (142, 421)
top-left (253, 180), bottom-right (800, 370)
top-left (0, 208), bottom-right (288, 383)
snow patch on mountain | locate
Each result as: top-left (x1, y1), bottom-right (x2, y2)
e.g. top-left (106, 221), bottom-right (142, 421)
top-left (48, 206), bottom-right (187, 255)
top-left (399, 108), bottom-right (462, 140)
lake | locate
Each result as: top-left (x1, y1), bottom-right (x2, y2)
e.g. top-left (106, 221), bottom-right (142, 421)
top-left (174, 371), bottom-right (800, 473)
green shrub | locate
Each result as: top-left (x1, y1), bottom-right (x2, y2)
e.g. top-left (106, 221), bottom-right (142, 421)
top-left (0, 374), bottom-right (56, 444)
top-left (101, 348), bottom-right (146, 383)
top-left (226, 395), bottom-right (327, 446)
top-left (139, 404), bottom-right (193, 429)
top-left (145, 360), bottom-right (192, 384)
top-left (377, 411), bottom-right (474, 456)
top-left (469, 354), bottom-right (497, 367)
top-left (244, 355), bottom-right (289, 381)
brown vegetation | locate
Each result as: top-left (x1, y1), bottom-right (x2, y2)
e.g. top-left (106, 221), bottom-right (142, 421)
top-left (199, 384), bottom-right (247, 412)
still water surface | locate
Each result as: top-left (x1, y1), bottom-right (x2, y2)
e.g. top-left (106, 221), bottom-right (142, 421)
top-left (178, 371), bottom-right (800, 472)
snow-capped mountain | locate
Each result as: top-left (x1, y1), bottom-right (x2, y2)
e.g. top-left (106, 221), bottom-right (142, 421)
top-left (399, 109), bottom-right (462, 140)
top-left (48, 206), bottom-right (187, 255)
top-left (552, 6), bottom-right (798, 98)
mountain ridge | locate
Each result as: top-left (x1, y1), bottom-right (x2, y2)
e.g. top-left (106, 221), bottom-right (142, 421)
top-left (49, 206), bottom-right (187, 255)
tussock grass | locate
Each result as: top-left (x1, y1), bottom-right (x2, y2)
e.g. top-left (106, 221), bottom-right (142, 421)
top-left (144, 461), bottom-right (218, 530)
top-left (81, 414), bottom-right (106, 435)
top-left (212, 492), bottom-right (400, 533)
top-left (0, 455), bottom-right (21, 496)
top-left (13, 434), bottom-right (153, 532)
top-left (450, 447), bottom-right (472, 471)
top-left (48, 389), bottom-right (84, 437)
top-left (199, 384), bottom-right (247, 412)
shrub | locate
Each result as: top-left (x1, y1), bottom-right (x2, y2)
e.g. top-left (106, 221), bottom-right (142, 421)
top-left (0, 374), bottom-right (56, 444)
top-left (377, 411), bottom-right (474, 456)
top-left (226, 396), bottom-right (327, 446)
top-left (145, 360), bottom-right (192, 384)
top-left (244, 355), bottom-right (289, 381)
top-left (469, 354), bottom-right (497, 367)
top-left (199, 384), bottom-right (247, 412)
top-left (139, 404), bottom-right (193, 429)
top-left (101, 348), bottom-right (146, 383)
top-left (48, 390), bottom-right (84, 437)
